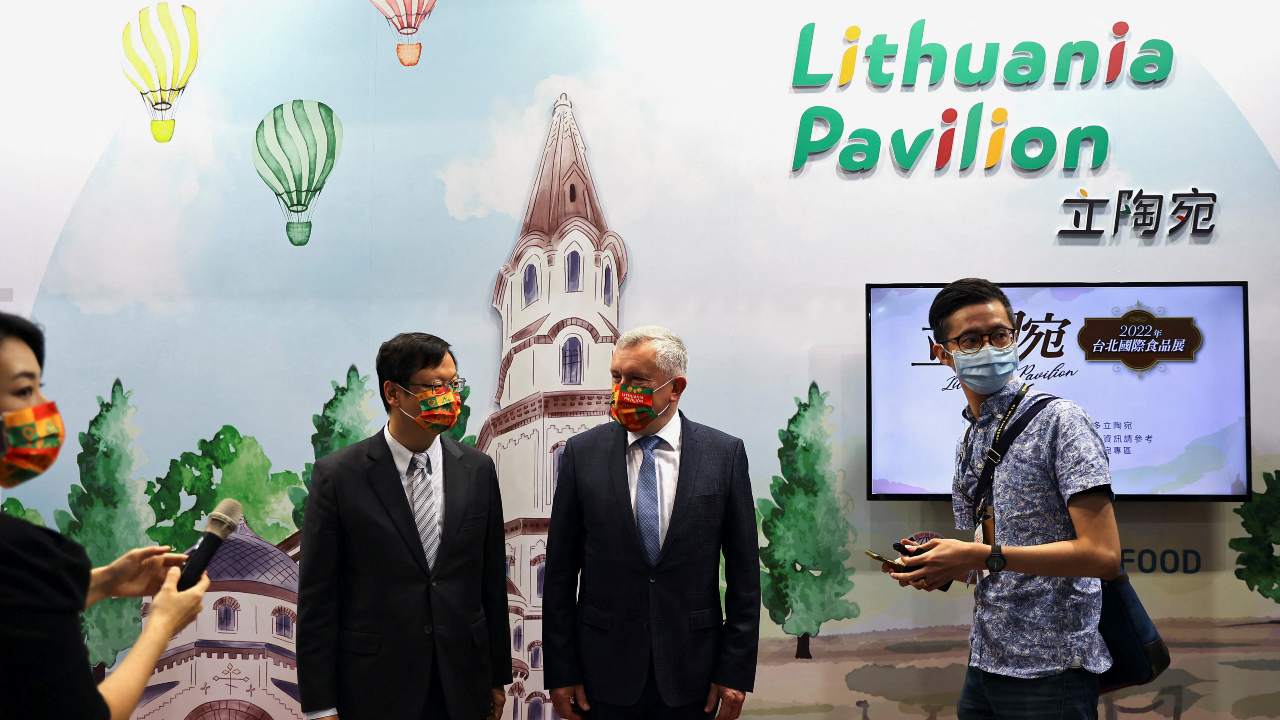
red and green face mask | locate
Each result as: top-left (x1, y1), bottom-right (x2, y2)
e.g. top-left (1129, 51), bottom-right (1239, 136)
top-left (0, 401), bottom-right (66, 489)
top-left (398, 384), bottom-right (462, 433)
top-left (609, 378), bottom-right (674, 433)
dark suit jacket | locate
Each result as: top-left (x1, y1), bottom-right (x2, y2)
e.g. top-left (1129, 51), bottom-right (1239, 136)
top-left (543, 413), bottom-right (760, 707)
top-left (298, 431), bottom-right (512, 720)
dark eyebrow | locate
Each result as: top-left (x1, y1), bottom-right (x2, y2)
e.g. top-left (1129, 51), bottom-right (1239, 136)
top-left (8, 371), bottom-right (38, 383)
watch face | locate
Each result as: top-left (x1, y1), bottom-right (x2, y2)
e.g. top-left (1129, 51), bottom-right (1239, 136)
top-left (986, 554), bottom-right (1006, 572)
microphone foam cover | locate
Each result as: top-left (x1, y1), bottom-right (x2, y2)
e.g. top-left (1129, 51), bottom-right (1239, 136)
top-left (206, 499), bottom-right (244, 540)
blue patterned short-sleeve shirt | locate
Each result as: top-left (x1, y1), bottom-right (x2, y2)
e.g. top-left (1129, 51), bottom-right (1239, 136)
top-left (952, 381), bottom-right (1114, 679)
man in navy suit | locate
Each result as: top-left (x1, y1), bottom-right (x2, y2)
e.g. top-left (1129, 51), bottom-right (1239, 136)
top-left (544, 326), bottom-right (760, 720)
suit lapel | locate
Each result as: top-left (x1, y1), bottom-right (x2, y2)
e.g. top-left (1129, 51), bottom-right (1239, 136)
top-left (609, 422), bottom-right (646, 557)
top-left (365, 432), bottom-right (432, 577)
top-left (658, 414), bottom-right (700, 566)
top-left (435, 437), bottom-right (469, 564)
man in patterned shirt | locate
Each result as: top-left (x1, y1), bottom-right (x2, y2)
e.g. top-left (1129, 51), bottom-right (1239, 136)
top-left (884, 279), bottom-right (1121, 720)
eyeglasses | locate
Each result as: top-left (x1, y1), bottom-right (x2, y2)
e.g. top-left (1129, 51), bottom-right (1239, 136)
top-left (939, 328), bottom-right (1017, 355)
top-left (400, 378), bottom-right (467, 393)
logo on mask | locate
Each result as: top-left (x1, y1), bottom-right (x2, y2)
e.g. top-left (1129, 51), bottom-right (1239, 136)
top-left (610, 378), bottom-right (674, 433)
top-left (399, 384), bottom-right (462, 433)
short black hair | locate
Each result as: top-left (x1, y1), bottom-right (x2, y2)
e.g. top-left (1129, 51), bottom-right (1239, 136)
top-left (375, 333), bottom-right (455, 412)
top-left (0, 312), bottom-right (45, 370)
top-left (928, 278), bottom-right (1015, 343)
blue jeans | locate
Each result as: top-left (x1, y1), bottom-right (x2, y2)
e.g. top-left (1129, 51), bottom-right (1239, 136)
top-left (957, 666), bottom-right (1099, 720)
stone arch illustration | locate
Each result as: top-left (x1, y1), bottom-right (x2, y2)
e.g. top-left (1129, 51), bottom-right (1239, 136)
top-left (182, 700), bottom-right (272, 720)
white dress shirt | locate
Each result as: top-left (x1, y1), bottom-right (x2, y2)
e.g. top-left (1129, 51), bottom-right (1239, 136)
top-left (303, 425), bottom-right (444, 720)
top-left (383, 423), bottom-right (445, 525)
top-left (626, 415), bottom-right (683, 545)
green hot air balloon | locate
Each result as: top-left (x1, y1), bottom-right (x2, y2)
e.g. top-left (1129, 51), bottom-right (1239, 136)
top-left (253, 100), bottom-right (343, 246)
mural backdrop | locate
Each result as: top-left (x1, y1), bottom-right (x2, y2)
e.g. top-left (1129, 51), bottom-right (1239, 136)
top-left (2, 1), bottom-right (1279, 719)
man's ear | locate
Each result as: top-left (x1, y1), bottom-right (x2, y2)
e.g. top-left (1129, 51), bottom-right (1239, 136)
top-left (383, 380), bottom-right (400, 410)
top-left (933, 343), bottom-right (954, 369)
top-left (671, 376), bottom-right (688, 398)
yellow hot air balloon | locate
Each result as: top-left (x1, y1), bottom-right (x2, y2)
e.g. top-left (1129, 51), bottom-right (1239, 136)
top-left (121, 3), bottom-right (199, 143)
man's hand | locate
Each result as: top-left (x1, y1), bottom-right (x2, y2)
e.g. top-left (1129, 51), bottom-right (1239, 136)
top-left (87, 545), bottom-right (187, 608)
top-left (704, 683), bottom-right (746, 720)
top-left (889, 538), bottom-right (983, 591)
top-left (550, 685), bottom-right (590, 720)
top-left (489, 687), bottom-right (506, 720)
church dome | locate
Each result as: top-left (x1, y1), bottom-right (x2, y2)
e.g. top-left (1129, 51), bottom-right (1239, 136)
top-left (201, 521), bottom-right (299, 592)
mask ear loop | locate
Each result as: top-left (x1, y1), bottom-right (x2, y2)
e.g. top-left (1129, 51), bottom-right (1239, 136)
top-left (652, 376), bottom-right (679, 419)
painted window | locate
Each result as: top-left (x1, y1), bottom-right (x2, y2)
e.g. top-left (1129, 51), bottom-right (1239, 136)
top-left (272, 607), bottom-right (296, 639)
top-left (214, 597), bottom-right (239, 632)
top-left (566, 251), bottom-right (582, 292)
top-left (523, 264), bottom-right (539, 307)
top-left (561, 337), bottom-right (582, 385)
top-left (604, 265), bottom-right (614, 306)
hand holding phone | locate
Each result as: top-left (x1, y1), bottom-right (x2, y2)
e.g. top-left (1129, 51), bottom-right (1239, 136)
top-left (865, 549), bottom-right (905, 568)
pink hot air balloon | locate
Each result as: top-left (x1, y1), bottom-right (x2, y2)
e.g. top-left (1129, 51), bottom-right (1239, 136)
top-left (368, 0), bottom-right (438, 67)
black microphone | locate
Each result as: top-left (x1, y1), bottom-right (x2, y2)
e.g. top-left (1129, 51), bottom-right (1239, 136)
top-left (178, 499), bottom-right (243, 591)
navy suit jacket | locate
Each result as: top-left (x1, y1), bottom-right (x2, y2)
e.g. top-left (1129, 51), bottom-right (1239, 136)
top-left (543, 413), bottom-right (760, 707)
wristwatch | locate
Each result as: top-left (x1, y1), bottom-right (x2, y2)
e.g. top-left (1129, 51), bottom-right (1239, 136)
top-left (985, 544), bottom-right (1006, 573)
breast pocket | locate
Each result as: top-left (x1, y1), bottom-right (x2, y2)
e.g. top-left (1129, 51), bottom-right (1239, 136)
top-left (457, 512), bottom-right (486, 535)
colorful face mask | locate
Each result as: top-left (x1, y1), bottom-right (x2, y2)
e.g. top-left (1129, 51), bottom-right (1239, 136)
top-left (0, 401), bottom-right (66, 489)
top-left (398, 384), bottom-right (462, 433)
top-left (610, 378), bottom-right (674, 433)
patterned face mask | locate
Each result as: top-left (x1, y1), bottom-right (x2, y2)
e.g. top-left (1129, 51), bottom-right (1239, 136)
top-left (609, 378), bottom-right (674, 433)
top-left (0, 401), bottom-right (66, 489)
top-left (398, 384), bottom-right (462, 433)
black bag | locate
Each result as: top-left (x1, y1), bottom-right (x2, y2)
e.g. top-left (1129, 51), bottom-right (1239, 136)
top-left (1097, 573), bottom-right (1171, 693)
top-left (969, 386), bottom-right (1170, 694)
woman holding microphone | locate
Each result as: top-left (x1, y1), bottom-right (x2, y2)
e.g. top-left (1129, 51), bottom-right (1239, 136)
top-left (0, 311), bottom-right (210, 718)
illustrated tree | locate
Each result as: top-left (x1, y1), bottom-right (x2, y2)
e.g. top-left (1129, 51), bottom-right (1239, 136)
top-left (53, 380), bottom-right (153, 678)
top-left (1229, 469), bottom-right (1280, 609)
top-left (291, 365), bottom-right (377, 529)
top-left (147, 426), bottom-right (303, 548)
top-left (757, 382), bottom-right (859, 659)
top-left (1, 497), bottom-right (45, 526)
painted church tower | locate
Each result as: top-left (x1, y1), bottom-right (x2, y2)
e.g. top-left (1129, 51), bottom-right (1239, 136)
top-left (477, 92), bottom-right (627, 718)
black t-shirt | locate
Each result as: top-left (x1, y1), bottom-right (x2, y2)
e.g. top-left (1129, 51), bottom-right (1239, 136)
top-left (0, 514), bottom-right (111, 720)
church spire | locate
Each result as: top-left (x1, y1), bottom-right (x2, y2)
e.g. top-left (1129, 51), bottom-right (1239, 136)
top-left (520, 93), bottom-right (608, 237)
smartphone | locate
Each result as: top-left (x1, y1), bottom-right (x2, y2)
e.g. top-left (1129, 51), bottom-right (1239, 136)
top-left (865, 549), bottom-right (905, 567)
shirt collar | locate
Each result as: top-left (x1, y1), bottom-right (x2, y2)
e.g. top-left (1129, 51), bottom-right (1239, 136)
top-left (383, 424), bottom-right (441, 478)
top-left (627, 412), bottom-right (683, 451)
top-left (960, 380), bottom-right (1022, 423)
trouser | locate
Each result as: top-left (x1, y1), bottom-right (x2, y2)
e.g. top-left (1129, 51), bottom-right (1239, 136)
top-left (586, 664), bottom-right (712, 720)
top-left (957, 666), bottom-right (1099, 720)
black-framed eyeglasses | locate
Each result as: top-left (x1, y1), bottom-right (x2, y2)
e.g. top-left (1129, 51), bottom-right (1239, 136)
top-left (400, 377), bottom-right (467, 393)
top-left (938, 328), bottom-right (1017, 355)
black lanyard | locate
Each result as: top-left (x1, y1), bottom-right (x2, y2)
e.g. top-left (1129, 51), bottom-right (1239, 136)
top-left (959, 383), bottom-right (1031, 521)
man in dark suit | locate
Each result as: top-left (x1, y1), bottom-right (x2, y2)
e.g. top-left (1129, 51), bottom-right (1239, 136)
top-left (545, 325), bottom-right (760, 720)
top-left (299, 333), bottom-right (511, 720)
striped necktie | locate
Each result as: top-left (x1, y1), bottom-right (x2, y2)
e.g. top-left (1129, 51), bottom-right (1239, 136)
top-left (409, 452), bottom-right (440, 570)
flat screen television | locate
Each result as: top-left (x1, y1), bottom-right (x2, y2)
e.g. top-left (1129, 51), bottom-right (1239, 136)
top-left (866, 282), bottom-right (1250, 501)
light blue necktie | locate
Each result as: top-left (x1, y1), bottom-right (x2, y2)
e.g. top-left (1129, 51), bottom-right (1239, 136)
top-left (635, 435), bottom-right (664, 565)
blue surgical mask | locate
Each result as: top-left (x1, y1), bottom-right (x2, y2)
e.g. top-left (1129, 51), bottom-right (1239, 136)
top-left (950, 344), bottom-right (1019, 395)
